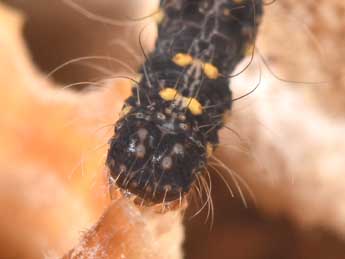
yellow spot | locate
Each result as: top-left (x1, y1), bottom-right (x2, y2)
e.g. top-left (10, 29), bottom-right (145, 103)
top-left (206, 143), bottom-right (214, 158)
top-left (160, 88), bottom-right (203, 116)
top-left (159, 88), bottom-right (179, 101)
top-left (233, 0), bottom-right (244, 3)
top-left (184, 97), bottom-right (203, 115)
top-left (119, 105), bottom-right (132, 118)
top-left (172, 53), bottom-right (193, 67)
top-left (244, 44), bottom-right (254, 56)
top-left (203, 63), bottom-right (219, 79)
top-left (153, 9), bottom-right (165, 24)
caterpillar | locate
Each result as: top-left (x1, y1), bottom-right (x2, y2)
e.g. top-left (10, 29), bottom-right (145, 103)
top-left (106, 0), bottom-right (263, 207)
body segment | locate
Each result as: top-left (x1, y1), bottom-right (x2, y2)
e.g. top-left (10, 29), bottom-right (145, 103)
top-left (107, 0), bottom-right (263, 205)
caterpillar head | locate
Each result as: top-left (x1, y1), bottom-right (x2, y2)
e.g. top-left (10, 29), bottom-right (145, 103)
top-left (106, 106), bottom-right (207, 205)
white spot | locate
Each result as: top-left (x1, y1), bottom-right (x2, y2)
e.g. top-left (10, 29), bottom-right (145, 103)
top-left (136, 144), bottom-right (146, 158)
top-left (157, 112), bottom-right (166, 120)
top-left (178, 113), bottom-right (186, 121)
top-left (136, 113), bottom-right (144, 119)
top-left (179, 123), bottom-right (189, 130)
top-left (137, 128), bottom-right (148, 141)
top-left (173, 143), bottom-right (184, 155)
top-left (119, 164), bottom-right (127, 173)
top-left (161, 156), bottom-right (173, 170)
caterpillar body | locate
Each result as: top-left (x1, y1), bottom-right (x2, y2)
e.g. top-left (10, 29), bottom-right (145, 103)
top-left (106, 0), bottom-right (263, 206)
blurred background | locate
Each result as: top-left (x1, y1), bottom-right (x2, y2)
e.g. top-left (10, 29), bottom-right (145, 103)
top-left (1, 0), bottom-right (345, 258)
top-left (2, 0), bottom-right (146, 87)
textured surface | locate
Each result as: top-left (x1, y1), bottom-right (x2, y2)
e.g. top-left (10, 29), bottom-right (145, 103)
top-left (107, 0), bottom-right (263, 204)
top-left (0, 1), bottom-right (183, 258)
top-left (184, 0), bottom-right (345, 258)
top-left (1, 0), bottom-right (345, 258)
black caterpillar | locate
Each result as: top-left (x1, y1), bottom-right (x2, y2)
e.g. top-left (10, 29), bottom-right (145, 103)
top-left (106, 0), bottom-right (263, 206)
